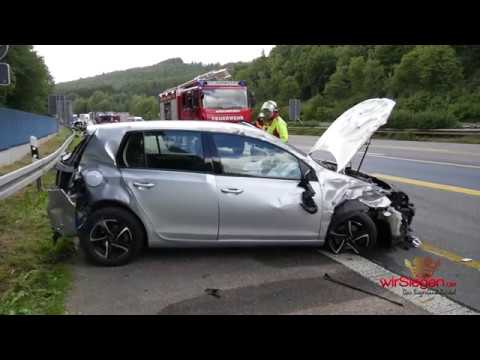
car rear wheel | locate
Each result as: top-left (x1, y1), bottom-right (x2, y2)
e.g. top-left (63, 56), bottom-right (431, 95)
top-left (326, 212), bottom-right (377, 255)
top-left (79, 207), bottom-right (144, 266)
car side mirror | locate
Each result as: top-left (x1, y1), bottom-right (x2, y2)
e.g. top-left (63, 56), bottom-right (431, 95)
top-left (303, 168), bottom-right (312, 181)
top-left (299, 169), bottom-right (314, 192)
top-left (300, 163), bottom-right (317, 182)
top-left (298, 166), bottom-right (318, 214)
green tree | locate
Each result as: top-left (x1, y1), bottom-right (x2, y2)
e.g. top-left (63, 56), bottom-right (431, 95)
top-left (1, 45), bottom-right (54, 114)
top-left (324, 65), bottom-right (350, 99)
top-left (373, 45), bottom-right (415, 74)
top-left (73, 97), bottom-right (89, 114)
top-left (363, 58), bottom-right (385, 97)
top-left (391, 45), bottom-right (463, 96)
top-left (303, 46), bottom-right (337, 98)
top-left (88, 91), bottom-right (112, 111)
top-left (129, 95), bottom-right (158, 120)
top-left (347, 56), bottom-right (366, 94)
top-left (453, 45), bottom-right (480, 79)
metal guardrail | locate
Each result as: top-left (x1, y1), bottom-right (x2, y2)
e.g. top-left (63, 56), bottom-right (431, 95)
top-left (289, 126), bottom-right (480, 137)
top-left (378, 128), bottom-right (480, 136)
top-left (0, 133), bottom-right (75, 200)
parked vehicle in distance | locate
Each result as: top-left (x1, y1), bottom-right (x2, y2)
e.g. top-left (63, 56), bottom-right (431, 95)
top-left (128, 116), bottom-right (144, 122)
top-left (95, 112), bottom-right (120, 124)
top-left (79, 113), bottom-right (90, 123)
top-left (48, 99), bottom-right (418, 266)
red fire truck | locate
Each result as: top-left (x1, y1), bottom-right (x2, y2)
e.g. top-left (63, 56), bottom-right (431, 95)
top-left (158, 69), bottom-right (255, 123)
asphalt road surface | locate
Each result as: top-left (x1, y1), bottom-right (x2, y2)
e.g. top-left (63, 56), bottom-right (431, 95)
top-left (290, 136), bottom-right (480, 312)
top-left (66, 137), bottom-right (479, 314)
top-left (68, 247), bottom-right (428, 315)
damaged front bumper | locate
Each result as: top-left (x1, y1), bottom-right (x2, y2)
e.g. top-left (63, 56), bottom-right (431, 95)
top-left (351, 174), bottom-right (419, 248)
top-left (320, 164), bottom-right (420, 250)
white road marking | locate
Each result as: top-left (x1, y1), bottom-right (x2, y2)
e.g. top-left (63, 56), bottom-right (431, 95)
top-left (370, 144), bottom-right (480, 157)
top-left (296, 141), bottom-right (479, 168)
top-left (367, 154), bottom-right (480, 169)
top-left (319, 250), bottom-right (478, 315)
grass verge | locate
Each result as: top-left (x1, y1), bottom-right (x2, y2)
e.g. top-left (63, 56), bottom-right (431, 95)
top-left (0, 127), bottom-right (73, 176)
top-left (0, 129), bottom-right (81, 315)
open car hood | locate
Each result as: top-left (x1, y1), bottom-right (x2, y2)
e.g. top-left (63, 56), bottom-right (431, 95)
top-left (309, 98), bottom-right (396, 172)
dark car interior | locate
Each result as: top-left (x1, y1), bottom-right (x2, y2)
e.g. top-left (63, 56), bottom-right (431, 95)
top-left (120, 131), bottom-right (208, 172)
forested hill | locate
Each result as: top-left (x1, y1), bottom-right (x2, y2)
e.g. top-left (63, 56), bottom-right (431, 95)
top-left (59, 46), bottom-right (480, 126)
top-left (55, 58), bottom-right (223, 98)
top-left (56, 57), bottom-right (244, 119)
top-left (232, 45), bottom-right (480, 128)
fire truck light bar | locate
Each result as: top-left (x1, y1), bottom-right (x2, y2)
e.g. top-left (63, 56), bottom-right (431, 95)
top-left (196, 81), bottom-right (247, 87)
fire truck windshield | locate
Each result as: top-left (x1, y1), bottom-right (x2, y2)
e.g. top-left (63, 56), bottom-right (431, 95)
top-left (202, 88), bottom-right (248, 110)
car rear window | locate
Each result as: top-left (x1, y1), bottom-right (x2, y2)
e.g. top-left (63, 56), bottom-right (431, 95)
top-left (119, 131), bottom-right (209, 172)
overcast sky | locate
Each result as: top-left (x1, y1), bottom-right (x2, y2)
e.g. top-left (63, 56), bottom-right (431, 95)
top-left (34, 45), bottom-right (275, 83)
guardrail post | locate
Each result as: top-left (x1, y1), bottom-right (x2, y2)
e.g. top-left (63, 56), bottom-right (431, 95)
top-left (30, 136), bottom-right (42, 191)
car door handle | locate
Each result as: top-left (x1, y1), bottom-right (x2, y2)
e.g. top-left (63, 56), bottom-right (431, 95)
top-left (133, 182), bottom-right (155, 189)
top-left (221, 188), bottom-right (243, 194)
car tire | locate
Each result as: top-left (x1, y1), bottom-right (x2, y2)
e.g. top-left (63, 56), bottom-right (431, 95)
top-left (326, 211), bottom-right (377, 255)
top-left (79, 207), bottom-right (145, 266)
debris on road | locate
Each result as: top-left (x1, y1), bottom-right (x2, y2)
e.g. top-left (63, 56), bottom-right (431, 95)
top-left (323, 273), bottom-right (404, 307)
top-left (205, 288), bottom-right (221, 299)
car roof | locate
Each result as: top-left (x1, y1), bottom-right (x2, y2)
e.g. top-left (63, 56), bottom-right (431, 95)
top-left (86, 120), bottom-right (272, 141)
top-left (83, 120), bottom-right (308, 165)
top-left (88, 120), bottom-right (253, 132)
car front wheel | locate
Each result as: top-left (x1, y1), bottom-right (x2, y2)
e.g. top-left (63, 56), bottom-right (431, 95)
top-left (326, 212), bottom-right (377, 255)
top-left (79, 207), bottom-right (145, 266)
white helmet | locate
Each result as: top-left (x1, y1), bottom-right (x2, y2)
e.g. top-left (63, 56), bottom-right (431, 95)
top-left (261, 100), bottom-right (278, 113)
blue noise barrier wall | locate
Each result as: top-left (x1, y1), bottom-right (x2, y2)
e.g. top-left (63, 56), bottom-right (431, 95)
top-left (0, 107), bottom-right (59, 151)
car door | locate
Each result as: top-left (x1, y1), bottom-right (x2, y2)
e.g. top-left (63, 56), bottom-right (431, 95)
top-left (118, 130), bottom-right (219, 242)
top-left (209, 133), bottom-right (322, 242)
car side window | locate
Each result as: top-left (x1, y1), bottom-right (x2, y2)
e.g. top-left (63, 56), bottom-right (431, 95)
top-left (122, 132), bottom-right (146, 168)
top-left (143, 131), bottom-right (208, 172)
top-left (212, 134), bottom-right (301, 180)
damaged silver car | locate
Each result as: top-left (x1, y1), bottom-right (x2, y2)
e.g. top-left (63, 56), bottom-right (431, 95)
top-left (48, 98), bottom-right (418, 266)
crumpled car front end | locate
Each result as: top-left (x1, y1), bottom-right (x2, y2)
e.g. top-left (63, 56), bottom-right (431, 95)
top-left (306, 98), bottom-right (420, 253)
top-left (313, 162), bottom-right (419, 253)
top-left (343, 166), bottom-right (418, 246)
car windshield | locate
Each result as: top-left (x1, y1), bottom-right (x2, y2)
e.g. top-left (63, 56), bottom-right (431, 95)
top-left (202, 88), bottom-right (248, 109)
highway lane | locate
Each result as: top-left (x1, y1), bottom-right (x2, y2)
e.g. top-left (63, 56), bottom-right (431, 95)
top-left (290, 135), bottom-right (480, 189)
top-left (289, 135), bottom-right (480, 311)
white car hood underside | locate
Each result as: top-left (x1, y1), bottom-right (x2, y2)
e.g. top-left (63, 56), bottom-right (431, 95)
top-left (309, 98), bottom-right (396, 172)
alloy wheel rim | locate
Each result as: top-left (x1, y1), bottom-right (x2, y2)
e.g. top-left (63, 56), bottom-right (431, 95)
top-left (89, 219), bottom-right (132, 260)
top-left (328, 219), bottom-right (370, 254)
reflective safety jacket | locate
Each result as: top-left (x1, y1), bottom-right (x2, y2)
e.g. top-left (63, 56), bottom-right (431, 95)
top-left (266, 116), bottom-right (288, 143)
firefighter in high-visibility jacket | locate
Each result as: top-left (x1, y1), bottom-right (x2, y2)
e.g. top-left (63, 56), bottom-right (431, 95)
top-left (258, 100), bottom-right (288, 143)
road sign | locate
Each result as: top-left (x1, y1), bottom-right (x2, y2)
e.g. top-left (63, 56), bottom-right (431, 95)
top-left (0, 45), bottom-right (8, 61)
top-left (48, 95), bottom-right (58, 115)
top-left (289, 99), bottom-right (301, 121)
top-left (0, 63), bottom-right (10, 86)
